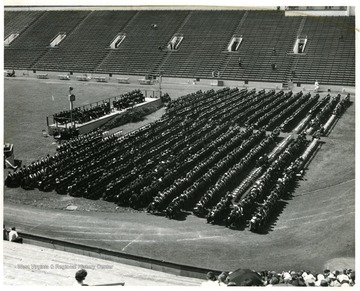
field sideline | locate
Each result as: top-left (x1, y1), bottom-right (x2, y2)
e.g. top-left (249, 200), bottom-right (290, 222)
top-left (3, 76), bottom-right (355, 274)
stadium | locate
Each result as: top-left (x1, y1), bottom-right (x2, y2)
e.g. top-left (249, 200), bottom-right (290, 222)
top-left (2, 4), bottom-right (356, 286)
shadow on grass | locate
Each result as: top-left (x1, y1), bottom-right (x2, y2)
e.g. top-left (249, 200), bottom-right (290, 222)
top-left (227, 219), bottom-right (247, 231)
top-left (169, 211), bottom-right (189, 221)
top-left (149, 211), bottom-right (166, 217)
top-left (324, 101), bottom-right (353, 137)
top-left (258, 200), bottom-right (289, 234)
top-left (302, 140), bottom-right (324, 170)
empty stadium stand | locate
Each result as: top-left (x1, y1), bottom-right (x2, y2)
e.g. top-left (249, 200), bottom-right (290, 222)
top-left (157, 10), bottom-right (245, 78)
top-left (292, 16), bottom-right (355, 86)
top-left (34, 10), bottom-right (137, 72)
top-left (4, 9), bottom-right (355, 86)
top-left (4, 10), bottom-right (45, 38)
top-left (97, 10), bottom-right (189, 75)
top-left (220, 11), bottom-right (303, 82)
top-left (5, 10), bottom-right (89, 69)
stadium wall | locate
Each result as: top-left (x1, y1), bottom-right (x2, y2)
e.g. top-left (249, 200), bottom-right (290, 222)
top-left (19, 232), bottom-right (222, 280)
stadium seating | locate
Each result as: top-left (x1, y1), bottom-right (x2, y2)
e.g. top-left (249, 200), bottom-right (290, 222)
top-left (4, 10), bottom-right (45, 37)
top-left (220, 11), bottom-right (303, 83)
top-left (4, 9), bottom-right (355, 87)
top-left (5, 10), bottom-right (90, 69)
top-left (34, 11), bottom-right (137, 72)
top-left (292, 16), bottom-right (355, 86)
top-left (158, 10), bottom-right (245, 78)
top-left (97, 10), bottom-right (189, 75)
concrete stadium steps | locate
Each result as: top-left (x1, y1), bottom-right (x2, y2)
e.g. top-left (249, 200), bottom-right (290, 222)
top-left (220, 11), bottom-right (302, 82)
top-left (97, 10), bottom-right (190, 75)
top-left (4, 48), bottom-right (48, 71)
top-left (160, 10), bottom-right (244, 78)
top-left (293, 16), bottom-right (355, 86)
top-left (4, 10), bottom-right (90, 69)
top-left (4, 10), bottom-right (355, 87)
top-left (3, 241), bottom-right (203, 286)
top-left (34, 10), bottom-right (138, 72)
top-left (4, 10), bottom-right (45, 37)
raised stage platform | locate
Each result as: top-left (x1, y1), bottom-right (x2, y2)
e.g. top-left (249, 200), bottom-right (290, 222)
top-left (47, 97), bottom-right (162, 135)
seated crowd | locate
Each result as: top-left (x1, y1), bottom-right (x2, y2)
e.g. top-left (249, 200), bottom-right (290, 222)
top-left (202, 128), bottom-right (280, 224)
top-left (306, 94), bottom-right (341, 134)
top-left (4, 87), bottom-right (350, 229)
top-left (53, 102), bottom-right (111, 125)
top-left (280, 94), bottom-right (319, 132)
top-left (52, 89), bottom-right (145, 126)
top-left (201, 268), bottom-right (355, 287)
top-left (112, 89), bottom-right (145, 110)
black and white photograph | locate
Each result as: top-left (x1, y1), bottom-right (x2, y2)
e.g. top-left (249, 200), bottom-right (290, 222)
top-left (2, 1), bottom-right (357, 287)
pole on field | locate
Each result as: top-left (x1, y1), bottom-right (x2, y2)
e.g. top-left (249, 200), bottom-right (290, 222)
top-left (69, 87), bottom-right (75, 128)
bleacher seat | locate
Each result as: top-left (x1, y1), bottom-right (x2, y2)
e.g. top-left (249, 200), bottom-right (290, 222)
top-left (117, 77), bottom-right (130, 84)
top-left (4, 10), bottom-right (355, 87)
top-left (138, 79), bottom-right (152, 85)
top-left (58, 75), bottom-right (70, 80)
top-left (95, 76), bottom-right (107, 82)
top-left (37, 74), bottom-right (48, 79)
top-left (76, 75), bottom-right (89, 81)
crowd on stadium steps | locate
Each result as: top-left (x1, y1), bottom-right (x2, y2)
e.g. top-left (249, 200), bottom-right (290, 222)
top-left (201, 269), bottom-right (355, 287)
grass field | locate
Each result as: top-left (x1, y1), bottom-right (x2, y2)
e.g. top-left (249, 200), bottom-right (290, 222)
top-left (3, 76), bottom-right (355, 274)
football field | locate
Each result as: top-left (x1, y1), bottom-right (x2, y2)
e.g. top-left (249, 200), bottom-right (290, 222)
top-left (3, 76), bottom-right (355, 273)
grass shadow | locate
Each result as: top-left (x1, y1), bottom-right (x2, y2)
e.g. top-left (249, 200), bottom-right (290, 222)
top-left (259, 200), bottom-right (289, 234)
top-left (168, 210), bottom-right (189, 221)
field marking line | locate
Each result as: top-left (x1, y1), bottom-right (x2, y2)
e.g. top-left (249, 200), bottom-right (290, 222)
top-left (176, 235), bottom-right (222, 242)
top-left (45, 81), bottom-right (75, 85)
top-left (27, 212), bottom-right (62, 232)
top-left (294, 178), bottom-right (354, 196)
top-left (4, 216), bottom-right (208, 237)
top-left (121, 234), bottom-right (143, 251)
top-left (283, 185), bottom-right (355, 219)
top-left (50, 230), bottom-right (128, 235)
top-left (277, 211), bottom-right (355, 231)
top-left (284, 205), bottom-right (355, 222)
